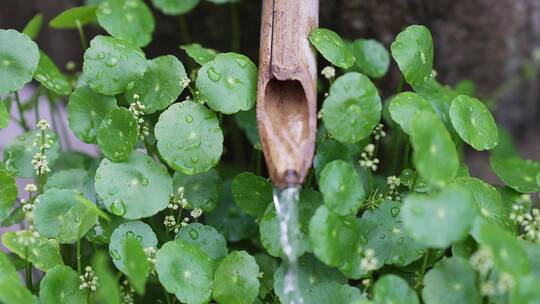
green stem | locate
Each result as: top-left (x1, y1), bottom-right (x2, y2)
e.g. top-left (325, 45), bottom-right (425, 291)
top-left (75, 20), bottom-right (88, 50)
top-left (32, 86), bottom-right (41, 123)
top-left (161, 283), bottom-right (172, 304)
top-left (403, 138), bottom-right (410, 169)
top-left (77, 225), bottom-right (82, 275)
top-left (229, 2), bottom-right (240, 51)
top-left (177, 15), bottom-right (191, 45)
top-left (410, 171), bottom-right (419, 192)
top-left (25, 247), bottom-right (32, 292)
top-left (420, 249), bottom-right (430, 278)
top-left (14, 92), bottom-right (29, 131)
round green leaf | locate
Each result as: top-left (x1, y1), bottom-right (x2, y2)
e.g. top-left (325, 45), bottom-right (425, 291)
top-left (389, 92), bottom-right (434, 135)
top-left (95, 151), bottom-right (173, 219)
top-left (359, 201), bottom-right (424, 268)
top-left (410, 110), bottom-right (459, 187)
top-left (0, 266), bottom-right (36, 304)
top-left (274, 254), bottom-right (347, 304)
top-left (0, 29), bottom-right (39, 94)
top-left (125, 55), bottom-right (187, 114)
top-left (232, 172), bottom-right (272, 217)
top-left (34, 51), bottom-right (71, 95)
top-left (411, 78), bottom-right (458, 131)
top-left (422, 257), bottom-right (481, 304)
top-left (39, 265), bottom-right (86, 303)
top-left (350, 39), bottom-right (390, 78)
top-left (172, 169), bottom-right (222, 212)
top-left (67, 85), bottom-right (118, 144)
top-left (175, 223), bottom-right (228, 260)
top-left (181, 43), bottom-right (217, 65)
top-left (510, 276), bottom-right (540, 304)
top-left (152, 0), bottom-right (199, 15)
top-left (97, 0), bottom-right (154, 47)
top-left (33, 189), bottom-right (98, 243)
top-left (156, 240), bottom-right (214, 304)
top-left (0, 170), bottom-right (17, 223)
top-left (478, 221), bottom-right (530, 277)
top-left (319, 160), bottom-right (365, 216)
top-left (83, 35), bottom-right (147, 95)
top-left (44, 168), bottom-right (96, 203)
top-left (254, 254), bottom-right (278, 297)
top-left (309, 205), bottom-right (360, 268)
top-left (1, 230), bottom-right (64, 271)
top-left (155, 101), bottom-right (223, 174)
top-left (490, 156), bottom-right (540, 193)
top-left (449, 95), bottom-right (498, 150)
top-left (322, 72), bottom-right (382, 143)
top-left (373, 275), bottom-right (419, 304)
top-left (196, 52), bottom-right (257, 114)
top-left (402, 185), bottom-right (476, 248)
top-left (212, 251), bottom-right (260, 304)
top-left (313, 139), bottom-right (361, 179)
top-left (453, 177), bottom-right (512, 239)
top-left (49, 5), bottom-right (97, 29)
top-left (309, 28), bottom-right (354, 68)
top-left (109, 221), bottom-right (157, 274)
top-left (2, 129), bottom-right (60, 178)
top-left (390, 25), bottom-right (433, 86)
top-left (97, 108), bottom-right (138, 162)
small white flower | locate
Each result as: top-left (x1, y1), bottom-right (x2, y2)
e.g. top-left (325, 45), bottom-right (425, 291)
top-left (143, 246), bottom-right (157, 271)
top-left (31, 152), bottom-right (50, 175)
top-left (180, 76), bottom-right (191, 88)
top-left (190, 208), bottom-right (203, 219)
top-left (120, 280), bottom-right (135, 304)
top-left (79, 266), bottom-right (99, 292)
top-left (36, 119), bottom-right (49, 130)
top-left (360, 248), bottom-right (378, 272)
top-left (321, 66), bottom-right (336, 79)
top-left (496, 272), bottom-right (514, 294)
top-left (164, 215), bottom-right (177, 229)
top-left (257, 272), bottom-right (264, 279)
top-left (470, 247), bottom-right (493, 275)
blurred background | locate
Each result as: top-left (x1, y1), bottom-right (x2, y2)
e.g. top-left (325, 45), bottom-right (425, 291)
top-left (1, 0), bottom-right (539, 179)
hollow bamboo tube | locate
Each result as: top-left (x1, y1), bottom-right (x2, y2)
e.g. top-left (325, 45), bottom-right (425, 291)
top-left (256, 0), bottom-right (319, 187)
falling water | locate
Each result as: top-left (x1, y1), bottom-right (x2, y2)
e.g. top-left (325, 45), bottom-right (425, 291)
top-left (273, 181), bottom-right (304, 304)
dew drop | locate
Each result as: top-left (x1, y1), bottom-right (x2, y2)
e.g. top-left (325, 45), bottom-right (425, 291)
top-left (188, 229), bottom-right (199, 240)
top-left (125, 231), bottom-right (135, 239)
top-left (206, 67), bottom-right (222, 82)
top-left (106, 57), bottom-right (118, 67)
top-left (97, 52), bottom-right (105, 59)
top-left (110, 249), bottom-right (121, 260)
top-left (235, 56), bottom-right (250, 68)
top-left (390, 207), bottom-right (400, 218)
top-left (185, 115), bottom-right (193, 123)
top-left (359, 235), bottom-right (368, 245)
top-left (110, 199), bottom-right (127, 216)
top-left (112, 75), bottom-right (120, 83)
top-left (139, 177), bottom-right (148, 186)
top-left (96, 72), bottom-right (103, 80)
top-left (190, 156), bottom-right (199, 163)
top-left (379, 233), bottom-right (386, 239)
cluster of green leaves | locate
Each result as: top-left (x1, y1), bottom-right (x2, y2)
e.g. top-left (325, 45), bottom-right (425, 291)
top-left (0, 2), bottom-right (539, 304)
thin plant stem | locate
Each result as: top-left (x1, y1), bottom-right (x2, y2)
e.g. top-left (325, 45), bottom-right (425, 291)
top-left (77, 225), bottom-right (82, 275)
top-left (161, 283), bottom-right (172, 304)
top-left (14, 92), bottom-right (29, 131)
top-left (25, 247), bottom-right (32, 291)
top-left (75, 20), bottom-right (88, 50)
top-left (54, 101), bottom-right (72, 150)
top-left (420, 249), bottom-right (430, 278)
top-left (229, 2), bottom-right (240, 51)
top-left (177, 15), bottom-right (191, 45)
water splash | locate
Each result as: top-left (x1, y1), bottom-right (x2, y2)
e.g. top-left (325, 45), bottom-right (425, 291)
top-left (273, 184), bottom-right (304, 304)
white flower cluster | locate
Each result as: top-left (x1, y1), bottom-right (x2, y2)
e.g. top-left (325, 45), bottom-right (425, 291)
top-left (79, 266), bottom-right (99, 292)
top-left (31, 153), bottom-right (50, 175)
top-left (515, 208), bottom-right (540, 242)
top-left (169, 187), bottom-right (190, 210)
top-left (470, 247), bottom-right (493, 276)
top-left (164, 215), bottom-right (176, 229)
top-left (144, 246), bottom-right (157, 272)
top-left (321, 66), bottom-right (336, 79)
top-left (190, 208), bottom-right (203, 219)
top-left (15, 227), bottom-right (40, 246)
top-left (359, 144), bottom-right (379, 171)
top-left (372, 123), bottom-right (386, 141)
top-left (257, 272), bottom-right (264, 279)
top-left (360, 248), bottom-right (378, 272)
top-left (479, 272), bottom-right (515, 297)
top-left (386, 176), bottom-right (401, 201)
top-left (129, 96), bottom-right (150, 140)
top-left (180, 76), bottom-right (191, 88)
top-left (36, 119), bottom-right (49, 130)
top-left (121, 280), bottom-right (135, 304)
top-left (25, 183), bottom-right (37, 193)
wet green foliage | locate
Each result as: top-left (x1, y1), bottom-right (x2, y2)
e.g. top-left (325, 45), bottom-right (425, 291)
top-left (0, 3), bottom-right (538, 304)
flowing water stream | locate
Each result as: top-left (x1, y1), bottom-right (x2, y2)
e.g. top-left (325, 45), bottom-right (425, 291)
top-left (273, 185), bottom-right (304, 304)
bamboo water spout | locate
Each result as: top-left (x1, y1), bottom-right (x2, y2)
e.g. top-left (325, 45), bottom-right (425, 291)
top-left (256, 0), bottom-right (319, 187)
